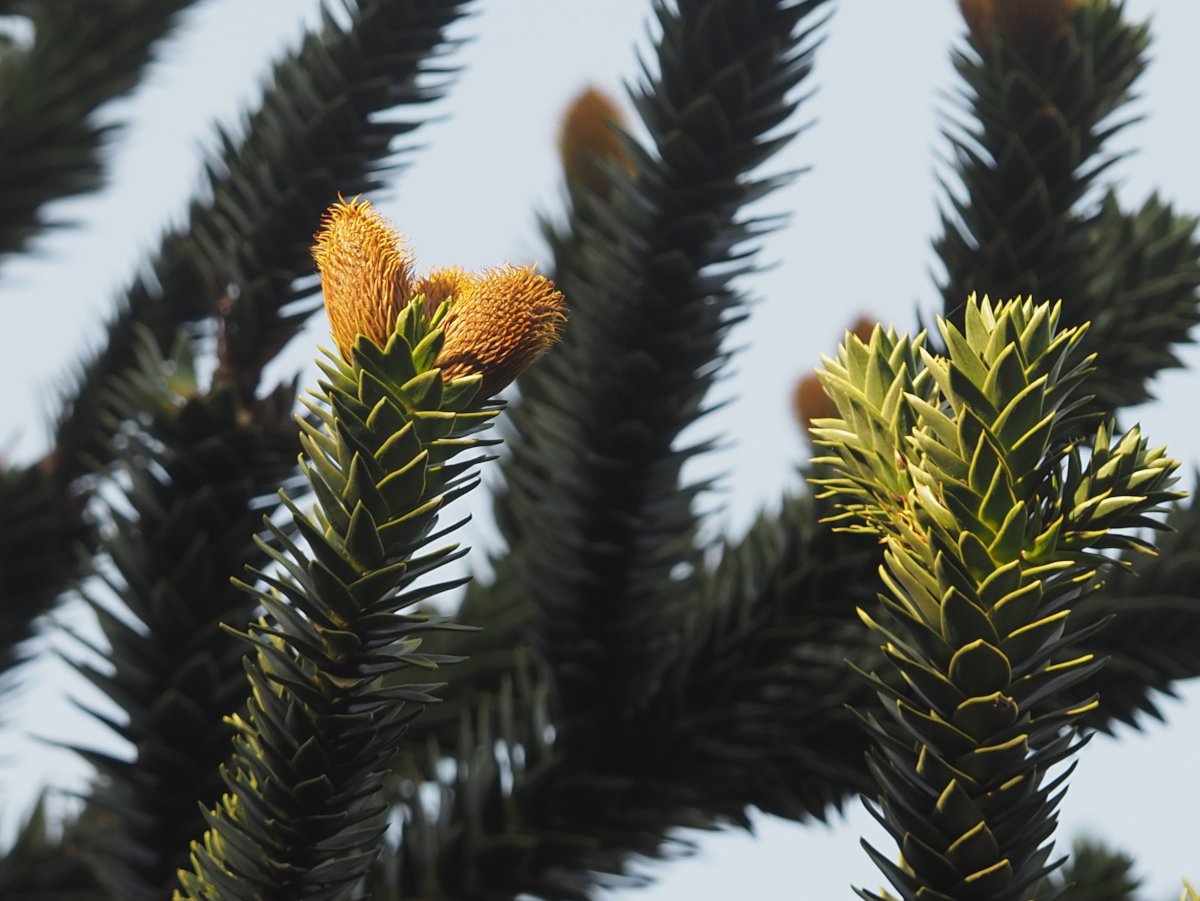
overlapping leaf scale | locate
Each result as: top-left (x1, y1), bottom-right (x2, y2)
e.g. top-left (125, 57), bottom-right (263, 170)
top-left (176, 300), bottom-right (497, 901)
top-left (0, 460), bottom-right (90, 692)
top-left (935, 3), bottom-right (1149, 329)
top-left (382, 495), bottom-right (883, 899)
top-left (810, 324), bottom-right (931, 536)
top-left (54, 0), bottom-right (474, 480)
top-left (932, 3), bottom-right (1200, 427)
top-left (818, 297), bottom-right (1180, 901)
top-left (63, 332), bottom-right (298, 900)
top-left (489, 0), bottom-right (832, 723)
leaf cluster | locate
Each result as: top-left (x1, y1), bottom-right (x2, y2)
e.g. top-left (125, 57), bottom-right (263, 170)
top-left (814, 297), bottom-right (1180, 900)
top-left (178, 300), bottom-right (497, 899)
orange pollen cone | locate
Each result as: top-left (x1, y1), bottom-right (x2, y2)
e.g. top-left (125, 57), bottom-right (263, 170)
top-left (312, 196), bottom-right (414, 359)
top-left (558, 85), bottom-right (635, 198)
top-left (435, 264), bottom-right (566, 397)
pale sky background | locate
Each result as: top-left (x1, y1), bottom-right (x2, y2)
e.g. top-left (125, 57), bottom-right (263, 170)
top-left (0, 1), bottom-right (1197, 898)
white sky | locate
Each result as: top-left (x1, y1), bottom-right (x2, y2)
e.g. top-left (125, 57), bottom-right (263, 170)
top-left (0, 0), bottom-right (1197, 897)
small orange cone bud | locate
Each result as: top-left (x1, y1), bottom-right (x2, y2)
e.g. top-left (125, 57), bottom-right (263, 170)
top-left (415, 266), bottom-right (472, 310)
top-left (793, 372), bottom-right (837, 429)
top-left (793, 315), bottom-right (878, 435)
top-left (414, 265), bottom-right (474, 328)
top-left (959, 0), bottom-right (994, 40)
top-left (558, 86), bottom-right (636, 199)
top-left (435, 264), bottom-right (566, 397)
top-left (959, 0), bottom-right (1079, 61)
top-left (847, 316), bottom-right (876, 346)
top-left (312, 196), bottom-right (414, 359)
top-left (996, 0), bottom-right (1077, 59)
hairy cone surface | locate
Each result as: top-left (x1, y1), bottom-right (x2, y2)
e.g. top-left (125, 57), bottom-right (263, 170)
top-left (314, 197), bottom-right (565, 398)
top-left (312, 196), bottom-right (414, 358)
top-left (436, 264), bottom-right (566, 397)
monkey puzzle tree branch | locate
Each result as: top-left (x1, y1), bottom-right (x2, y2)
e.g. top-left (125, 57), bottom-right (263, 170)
top-left (935, 2), bottom-right (1200, 416)
top-left (176, 198), bottom-right (563, 900)
top-left (813, 296), bottom-right (1180, 900)
top-left (936, 1), bottom-right (1147, 313)
top-left (489, 0), bottom-right (832, 739)
top-left (66, 331), bottom-right (299, 901)
top-left (2, 0), bottom-right (474, 722)
top-left (175, 313), bottom-right (492, 899)
top-left (53, 0), bottom-right (475, 479)
top-left (0, 0), bottom-right (200, 260)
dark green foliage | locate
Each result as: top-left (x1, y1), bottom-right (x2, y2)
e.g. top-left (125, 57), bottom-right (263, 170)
top-left (0, 0), bottom-right (200, 260)
top-left (0, 0), bottom-right (474, 836)
top-left (387, 0), bottom-right (850, 894)
top-left (643, 496), bottom-right (879, 821)
top-left (494, 0), bottom-right (829, 719)
top-left (1069, 488), bottom-right (1200, 731)
top-left (381, 653), bottom-right (567, 899)
top-left (176, 301), bottom-right (498, 900)
top-left (390, 497), bottom-right (882, 899)
top-left (53, 0), bottom-right (474, 479)
top-left (1035, 837), bottom-right (1142, 900)
top-left (936, 1), bottom-right (1148, 316)
top-left (0, 798), bottom-right (96, 900)
top-left (68, 333), bottom-right (299, 900)
top-left (0, 460), bottom-right (89, 690)
top-left (1078, 192), bottom-right (1200, 410)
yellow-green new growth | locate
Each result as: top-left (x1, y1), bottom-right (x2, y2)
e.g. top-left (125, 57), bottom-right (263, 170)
top-left (811, 295), bottom-right (1182, 901)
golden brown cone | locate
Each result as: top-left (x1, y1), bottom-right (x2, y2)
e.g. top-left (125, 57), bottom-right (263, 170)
top-left (435, 264), bottom-right (566, 397)
top-left (558, 86), bottom-right (636, 199)
top-left (312, 198), bottom-right (567, 396)
top-left (312, 196), bottom-right (414, 358)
